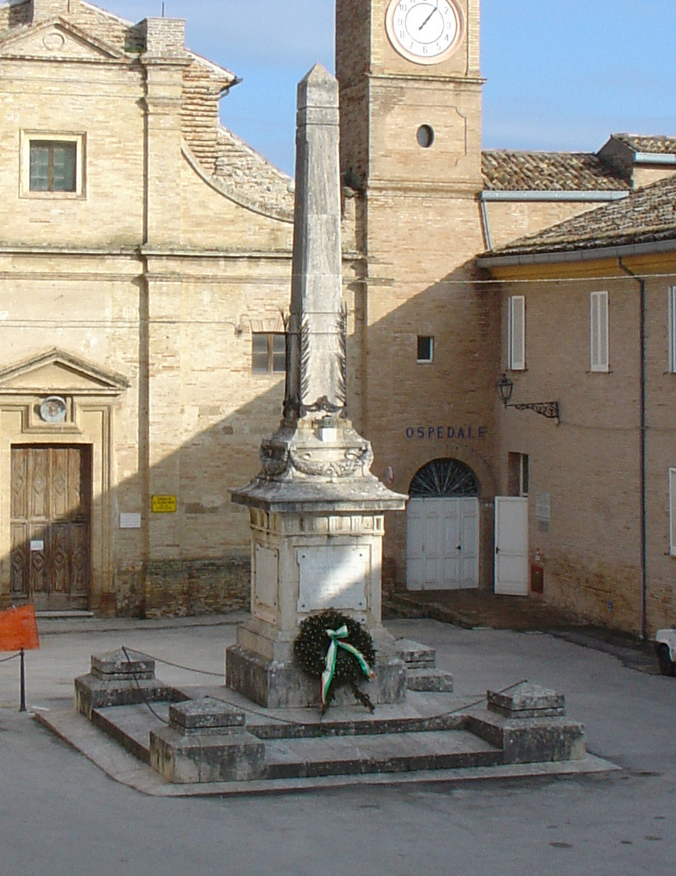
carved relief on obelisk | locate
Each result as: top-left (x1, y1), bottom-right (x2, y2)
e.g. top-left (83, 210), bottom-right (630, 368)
top-left (283, 64), bottom-right (347, 422)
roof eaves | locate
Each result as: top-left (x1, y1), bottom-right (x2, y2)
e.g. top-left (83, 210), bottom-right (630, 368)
top-left (187, 48), bottom-right (237, 83)
top-left (480, 190), bottom-right (629, 202)
top-left (477, 235), bottom-right (676, 269)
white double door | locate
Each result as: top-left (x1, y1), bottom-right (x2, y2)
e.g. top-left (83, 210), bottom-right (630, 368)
top-left (407, 497), bottom-right (479, 591)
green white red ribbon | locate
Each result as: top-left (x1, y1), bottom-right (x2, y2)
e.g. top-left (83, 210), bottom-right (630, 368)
top-left (321, 624), bottom-right (375, 707)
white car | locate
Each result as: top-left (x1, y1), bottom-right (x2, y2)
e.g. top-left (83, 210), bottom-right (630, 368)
top-left (655, 629), bottom-right (676, 676)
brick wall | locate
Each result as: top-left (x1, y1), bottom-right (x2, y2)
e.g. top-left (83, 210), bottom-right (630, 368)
top-left (141, 17), bottom-right (186, 57)
top-left (31, 0), bottom-right (79, 20)
top-left (492, 263), bottom-right (676, 636)
top-left (142, 557), bottom-right (251, 619)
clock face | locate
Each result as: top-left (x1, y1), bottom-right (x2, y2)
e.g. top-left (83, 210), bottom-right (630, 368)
top-left (385, 0), bottom-right (463, 65)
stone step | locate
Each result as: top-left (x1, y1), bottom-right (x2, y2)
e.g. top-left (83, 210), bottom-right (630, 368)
top-left (406, 668), bottom-right (454, 693)
top-left (81, 682), bottom-right (587, 785)
top-left (174, 685), bottom-right (465, 739)
top-left (36, 610), bottom-right (95, 619)
top-left (396, 639), bottom-right (437, 669)
top-left (93, 700), bottom-right (466, 752)
top-left (264, 729), bottom-right (502, 779)
top-left (90, 702), bottom-right (502, 781)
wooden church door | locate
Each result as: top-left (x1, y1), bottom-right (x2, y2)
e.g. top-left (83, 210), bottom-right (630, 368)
top-left (10, 445), bottom-right (91, 610)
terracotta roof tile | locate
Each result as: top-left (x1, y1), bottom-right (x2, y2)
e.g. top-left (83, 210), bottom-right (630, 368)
top-left (487, 175), bottom-right (676, 257)
top-left (212, 127), bottom-right (294, 221)
top-left (482, 150), bottom-right (630, 192)
top-left (613, 134), bottom-right (676, 155)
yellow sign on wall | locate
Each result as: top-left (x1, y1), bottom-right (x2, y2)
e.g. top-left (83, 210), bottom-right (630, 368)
top-left (152, 495), bottom-right (177, 513)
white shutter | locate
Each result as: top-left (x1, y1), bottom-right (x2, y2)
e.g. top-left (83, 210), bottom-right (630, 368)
top-left (508, 295), bottom-right (526, 371)
top-left (590, 291), bottom-right (609, 372)
top-left (670, 469), bottom-right (676, 556)
top-left (668, 288), bottom-right (676, 374)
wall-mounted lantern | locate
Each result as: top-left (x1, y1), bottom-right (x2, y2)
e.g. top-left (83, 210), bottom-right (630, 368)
top-left (496, 374), bottom-right (560, 423)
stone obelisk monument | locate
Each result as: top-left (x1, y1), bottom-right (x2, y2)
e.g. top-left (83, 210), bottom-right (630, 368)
top-left (227, 65), bottom-right (407, 709)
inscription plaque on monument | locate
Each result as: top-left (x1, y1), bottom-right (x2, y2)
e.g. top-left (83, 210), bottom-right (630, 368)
top-left (253, 546), bottom-right (279, 624)
top-left (297, 546), bottom-right (367, 612)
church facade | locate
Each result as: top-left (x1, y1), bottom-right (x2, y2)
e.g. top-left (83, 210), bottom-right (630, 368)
top-left (0, 0), bottom-right (297, 616)
top-left (0, 0), bottom-right (674, 636)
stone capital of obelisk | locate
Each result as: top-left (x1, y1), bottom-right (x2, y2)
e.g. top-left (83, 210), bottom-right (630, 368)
top-left (284, 64), bottom-right (346, 423)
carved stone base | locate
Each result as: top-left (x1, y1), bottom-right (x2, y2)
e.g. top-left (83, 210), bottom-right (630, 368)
top-left (225, 644), bottom-right (407, 710)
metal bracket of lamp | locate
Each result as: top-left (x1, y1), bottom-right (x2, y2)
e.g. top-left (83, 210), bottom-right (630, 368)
top-left (496, 374), bottom-right (560, 423)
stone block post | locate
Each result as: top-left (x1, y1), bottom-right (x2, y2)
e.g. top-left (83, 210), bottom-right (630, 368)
top-left (149, 697), bottom-right (266, 783)
top-left (467, 683), bottom-right (586, 764)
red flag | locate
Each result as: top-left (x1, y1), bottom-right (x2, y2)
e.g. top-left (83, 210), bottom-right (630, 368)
top-left (0, 605), bottom-right (40, 652)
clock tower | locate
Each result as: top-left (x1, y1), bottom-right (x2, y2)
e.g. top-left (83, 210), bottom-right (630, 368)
top-left (336, 0), bottom-right (483, 193)
top-left (335, 0), bottom-right (498, 593)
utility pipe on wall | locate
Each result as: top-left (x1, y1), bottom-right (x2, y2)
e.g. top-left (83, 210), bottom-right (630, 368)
top-left (618, 259), bottom-right (648, 641)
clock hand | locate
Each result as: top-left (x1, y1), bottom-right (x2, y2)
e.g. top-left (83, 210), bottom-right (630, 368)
top-left (419, 2), bottom-right (439, 31)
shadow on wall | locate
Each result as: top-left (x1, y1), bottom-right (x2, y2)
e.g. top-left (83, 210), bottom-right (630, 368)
top-left (3, 257), bottom-right (501, 618)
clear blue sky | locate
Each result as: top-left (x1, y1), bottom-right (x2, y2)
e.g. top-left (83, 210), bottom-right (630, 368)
top-left (99, 0), bottom-right (676, 177)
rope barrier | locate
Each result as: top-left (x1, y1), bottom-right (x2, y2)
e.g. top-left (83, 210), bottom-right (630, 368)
top-left (0, 653), bottom-right (20, 665)
top-left (121, 646), bottom-right (169, 726)
top-left (124, 647), bottom-right (303, 727)
top-left (138, 652), bottom-right (223, 678)
top-left (119, 645), bottom-right (528, 730)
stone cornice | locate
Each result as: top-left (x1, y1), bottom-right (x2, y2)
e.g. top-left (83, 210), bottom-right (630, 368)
top-left (367, 72), bottom-right (485, 87)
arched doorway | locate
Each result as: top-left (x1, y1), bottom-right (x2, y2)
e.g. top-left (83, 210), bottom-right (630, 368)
top-left (407, 458), bottom-right (480, 591)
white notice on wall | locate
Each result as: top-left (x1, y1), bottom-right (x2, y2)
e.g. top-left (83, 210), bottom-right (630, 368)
top-left (120, 513), bottom-right (142, 530)
top-left (297, 546), bottom-right (367, 613)
top-left (30, 540), bottom-right (44, 552)
top-left (535, 493), bottom-right (551, 524)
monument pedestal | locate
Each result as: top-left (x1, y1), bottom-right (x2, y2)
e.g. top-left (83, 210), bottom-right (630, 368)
top-left (226, 644), bottom-right (406, 710)
top-left (228, 419), bottom-right (407, 709)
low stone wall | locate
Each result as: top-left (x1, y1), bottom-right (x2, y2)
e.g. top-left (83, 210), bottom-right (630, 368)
top-left (113, 556), bottom-right (251, 618)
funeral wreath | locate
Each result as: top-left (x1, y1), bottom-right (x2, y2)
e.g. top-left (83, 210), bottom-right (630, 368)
top-left (293, 609), bottom-right (376, 713)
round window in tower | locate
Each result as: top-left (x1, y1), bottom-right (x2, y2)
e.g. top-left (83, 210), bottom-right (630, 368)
top-left (417, 124), bottom-right (435, 149)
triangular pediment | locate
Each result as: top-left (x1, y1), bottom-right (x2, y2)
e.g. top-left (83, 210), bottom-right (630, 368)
top-left (0, 19), bottom-right (126, 61)
top-left (0, 348), bottom-right (130, 394)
